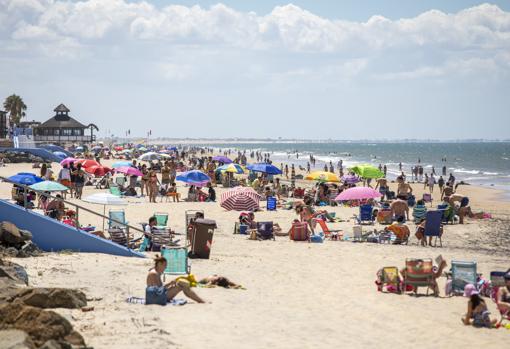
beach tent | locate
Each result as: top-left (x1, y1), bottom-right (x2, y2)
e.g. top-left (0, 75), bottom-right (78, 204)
top-left (350, 165), bottom-right (384, 179)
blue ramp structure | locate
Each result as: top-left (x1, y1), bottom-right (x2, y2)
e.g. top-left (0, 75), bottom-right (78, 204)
top-left (0, 147), bottom-right (62, 163)
top-left (0, 199), bottom-right (144, 258)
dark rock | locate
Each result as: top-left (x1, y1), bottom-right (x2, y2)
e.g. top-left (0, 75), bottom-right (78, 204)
top-left (0, 279), bottom-right (20, 304)
top-left (0, 261), bottom-right (29, 285)
top-left (0, 221), bottom-right (24, 245)
top-left (19, 229), bottom-right (33, 241)
top-left (17, 241), bottom-right (42, 258)
top-left (0, 303), bottom-right (86, 347)
top-left (5, 247), bottom-right (18, 257)
top-left (11, 288), bottom-right (87, 309)
top-left (40, 339), bottom-right (73, 349)
top-left (0, 329), bottom-right (36, 349)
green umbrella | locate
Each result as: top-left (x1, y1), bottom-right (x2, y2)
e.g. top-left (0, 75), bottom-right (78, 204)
top-left (29, 180), bottom-right (69, 192)
top-left (350, 165), bottom-right (384, 179)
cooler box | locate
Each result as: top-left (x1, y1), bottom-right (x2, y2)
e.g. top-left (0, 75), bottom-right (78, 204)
top-left (189, 218), bottom-right (217, 259)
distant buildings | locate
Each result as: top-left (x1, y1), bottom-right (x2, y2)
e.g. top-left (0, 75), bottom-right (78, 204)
top-left (32, 104), bottom-right (98, 144)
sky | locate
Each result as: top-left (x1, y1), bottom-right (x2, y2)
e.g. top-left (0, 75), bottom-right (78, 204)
top-left (0, 0), bottom-right (509, 140)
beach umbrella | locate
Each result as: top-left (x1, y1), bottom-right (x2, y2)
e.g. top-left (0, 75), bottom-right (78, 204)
top-left (121, 149), bottom-right (133, 154)
top-left (60, 157), bottom-right (77, 166)
top-left (91, 146), bottom-right (102, 151)
top-left (75, 159), bottom-right (101, 168)
top-left (75, 146), bottom-right (84, 152)
top-left (112, 161), bottom-right (132, 168)
top-left (29, 180), bottom-right (68, 192)
top-left (7, 172), bottom-right (43, 186)
top-left (335, 187), bottom-right (382, 201)
top-left (212, 155), bottom-right (233, 164)
top-left (53, 151), bottom-right (67, 159)
top-left (138, 147), bottom-right (147, 152)
top-left (83, 193), bottom-right (127, 230)
top-left (114, 146), bottom-right (124, 151)
top-left (158, 153), bottom-right (172, 159)
top-left (167, 146), bottom-right (178, 151)
top-left (85, 165), bottom-right (111, 177)
top-left (138, 152), bottom-right (160, 161)
top-left (216, 163), bottom-right (245, 174)
top-left (246, 163), bottom-right (282, 175)
top-left (342, 174), bottom-right (361, 184)
top-left (176, 170), bottom-right (211, 186)
top-left (220, 187), bottom-right (261, 211)
top-left (350, 165), bottom-right (384, 179)
top-left (114, 166), bottom-right (142, 177)
top-left (159, 149), bottom-right (170, 154)
top-left (305, 171), bottom-right (340, 182)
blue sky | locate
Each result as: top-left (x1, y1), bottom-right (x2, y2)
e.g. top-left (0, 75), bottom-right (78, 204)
top-left (1, 1), bottom-right (509, 140)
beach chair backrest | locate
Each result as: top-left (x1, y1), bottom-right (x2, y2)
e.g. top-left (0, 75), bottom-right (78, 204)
top-left (115, 176), bottom-right (126, 186)
top-left (162, 247), bottom-right (189, 275)
top-left (490, 271), bottom-right (507, 287)
top-left (423, 193), bottom-right (432, 203)
top-left (266, 196), bottom-right (277, 211)
top-left (451, 261), bottom-right (477, 294)
top-left (154, 212), bottom-right (168, 226)
top-left (257, 221), bottom-right (274, 239)
top-left (424, 211), bottom-right (442, 237)
top-left (382, 267), bottom-right (399, 284)
top-left (405, 258), bottom-right (433, 286)
top-left (290, 222), bottom-right (309, 241)
top-left (108, 228), bottom-right (127, 246)
top-left (109, 186), bottom-right (122, 197)
top-left (109, 209), bottom-right (126, 229)
top-left (314, 219), bottom-right (330, 236)
top-left (359, 205), bottom-right (373, 221)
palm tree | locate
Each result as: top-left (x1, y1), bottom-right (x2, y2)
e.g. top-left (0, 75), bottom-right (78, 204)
top-left (3, 94), bottom-right (27, 127)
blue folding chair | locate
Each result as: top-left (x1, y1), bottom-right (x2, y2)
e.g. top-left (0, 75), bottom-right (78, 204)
top-left (451, 261), bottom-right (477, 295)
top-left (266, 196), bottom-right (277, 211)
top-left (357, 205), bottom-right (374, 225)
top-left (161, 247), bottom-right (190, 277)
top-left (424, 210), bottom-right (443, 247)
top-left (256, 221), bottom-right (275, 240)
top-left (109, 209), bottom-right (128, 229)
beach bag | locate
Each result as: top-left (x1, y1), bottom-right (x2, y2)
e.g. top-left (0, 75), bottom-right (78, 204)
top-left (310, 234), bottom-right (323, 243)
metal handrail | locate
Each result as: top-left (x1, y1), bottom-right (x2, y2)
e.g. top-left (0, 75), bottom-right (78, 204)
top-left (0, 175), bottom-right (145, 247)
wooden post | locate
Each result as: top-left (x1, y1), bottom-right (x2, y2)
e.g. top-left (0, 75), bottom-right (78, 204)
top-left (75, 207), bottom-right (80, 229)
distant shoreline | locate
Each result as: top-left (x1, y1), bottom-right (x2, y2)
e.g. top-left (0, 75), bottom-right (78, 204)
top-left (100, 138), bottom-right (510, 144)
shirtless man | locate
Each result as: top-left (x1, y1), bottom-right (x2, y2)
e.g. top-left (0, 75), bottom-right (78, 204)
top-left (168, 160), bottom-right (177, 185)
top-left (391, 198), bottom-right (409, 221)
top-left (375, 177), bottom-right (389, 199)
top-left (397, 179), bottom-right (413, 200)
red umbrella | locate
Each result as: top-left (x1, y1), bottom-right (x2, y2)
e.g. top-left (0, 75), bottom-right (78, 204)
top-left (220, 186), bottom-right (261, 211)
top-left (85, 165), bottom-right (111, 177)
top-left (75, 159), bottom-right (101, 168)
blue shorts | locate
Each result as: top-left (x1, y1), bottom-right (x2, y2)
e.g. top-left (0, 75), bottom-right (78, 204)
top-left (145, 286), bottom-right (167, 305)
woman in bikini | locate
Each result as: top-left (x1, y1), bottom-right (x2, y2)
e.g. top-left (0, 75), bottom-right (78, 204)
top-left (146, 255), bottom-right (204, 305)
top-left (148, 169), bottom-right (159, 203)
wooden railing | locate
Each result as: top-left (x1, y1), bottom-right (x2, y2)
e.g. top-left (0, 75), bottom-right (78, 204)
top-left (0, 175), bottom-right (145, 248)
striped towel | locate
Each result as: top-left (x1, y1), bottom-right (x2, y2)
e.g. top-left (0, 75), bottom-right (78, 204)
top-left (126, 297), bottom-right (187, 306)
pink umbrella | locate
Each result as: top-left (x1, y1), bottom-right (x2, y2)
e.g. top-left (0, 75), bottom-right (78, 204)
top-left (335, 187), bottom-right (382, 201)
top-left (114, 166), bottom-right (143, 177)
top-left (60, 157), bottom-right (77, 166)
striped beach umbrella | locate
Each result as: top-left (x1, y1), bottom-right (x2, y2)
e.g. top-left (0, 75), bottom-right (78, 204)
top-left (220, 187), bottom-right (261, 211)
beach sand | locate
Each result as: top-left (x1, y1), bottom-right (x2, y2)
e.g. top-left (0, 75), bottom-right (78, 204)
top-left (1, 160), bottom-right (509, 348)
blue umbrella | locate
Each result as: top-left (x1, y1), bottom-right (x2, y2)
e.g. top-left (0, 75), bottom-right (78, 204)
top-left (167, 146), bottom-right (178, 151)
top-left (176, 170), bottom-right (210, 186)
top-left (212, 155), bottom-right (233, 164)
top-left (112, 161), bottom-right (133, 168)
top-left (53, 151), bottom-right (67, 159)
top-left (246, 163), bottom-right (282, 175)
top-left (8, 172), bottom-right (44, 186)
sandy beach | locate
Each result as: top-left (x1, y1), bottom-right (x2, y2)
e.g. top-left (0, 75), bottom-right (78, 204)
top-left (0, 159), bottom-right (509, 349)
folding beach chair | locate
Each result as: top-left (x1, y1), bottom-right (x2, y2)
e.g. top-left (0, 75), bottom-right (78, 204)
top-left (490, 271), bottom-right (510, 325)
top-left (437, 204), bottom-right (455, 224)
top-left (115, 176), bottom-right (127, 187)
top-left (313, 218), bottom-right (343, 240)
top-left (424, 210), bottom-right (443, 247)
top-left (151, 228), bottom-right (173, 251)
top-left (161, 247), bottom-right (190, 280)
top-left (266, 196), bottom-right (277, 211)
top-left (380, 266), bottom-right (401, 293)
top-left (422, 193), bottom-right (433, 206)
top-left (153, 212), bottom-right (169, 229)
top-left (289, 221), bottom-right (310, 241)
top-left (402, 258), bottom-right (434, 296)
top-left (352, 225), bottom-right (363, 242)
top-left (357, 205), bottom-right (374, 225)
top-left (256, 221), bottom-right (275, 240)
top-left (108, 209), bottom-right (128, 229)
top-left (108, 228), bottom-right (128, 246)
top-left (109, 186), bottom-right (122, 197)
top-left (376, 209), bottom-right (392, 225)
top-left (451, 261), bottom-right (477, 295)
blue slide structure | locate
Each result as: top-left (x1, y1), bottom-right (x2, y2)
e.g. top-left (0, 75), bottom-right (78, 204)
top-left (0, 200), bottom-right (144, 258)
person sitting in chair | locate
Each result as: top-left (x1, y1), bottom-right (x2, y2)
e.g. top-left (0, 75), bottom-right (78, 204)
top-left (146, 255), bottom-right (205, 305)
top-left (385, 216), bottom-right (410, 244)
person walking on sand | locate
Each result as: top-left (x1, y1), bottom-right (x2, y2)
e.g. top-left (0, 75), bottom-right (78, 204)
top-left (423, 173), bottom-right (429, 190)
top-left (428, 173), bottom-right (435, 194)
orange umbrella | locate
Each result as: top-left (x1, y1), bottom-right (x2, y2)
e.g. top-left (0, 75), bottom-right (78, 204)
top-left (85, 165), bottom-right (111, 177)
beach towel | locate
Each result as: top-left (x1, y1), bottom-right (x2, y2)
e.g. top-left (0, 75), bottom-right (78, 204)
top-left (126, 296), bottom-right (187, 306)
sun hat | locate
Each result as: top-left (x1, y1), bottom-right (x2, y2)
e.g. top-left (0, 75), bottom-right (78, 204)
top-left (463, 283), bottom-right (479, 297)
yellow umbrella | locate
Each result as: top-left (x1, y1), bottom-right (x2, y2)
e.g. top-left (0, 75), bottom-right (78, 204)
top-left (305, 171), bottom-right (340, 182)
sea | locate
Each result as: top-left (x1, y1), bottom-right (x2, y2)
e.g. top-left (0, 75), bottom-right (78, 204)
top-left (193, 141), bottom-right (510, 192)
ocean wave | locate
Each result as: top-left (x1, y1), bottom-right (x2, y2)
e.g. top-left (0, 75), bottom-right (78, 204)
top-left (453, 169), bottom-right (480, 174)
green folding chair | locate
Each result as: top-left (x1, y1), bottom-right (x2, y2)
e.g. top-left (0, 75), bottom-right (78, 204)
top-left (162, 247), bottom-right (190, 279)
top-left (110, 186), bottom-right (122, 197)
top-left (154, 212), bottom-right (169, 229)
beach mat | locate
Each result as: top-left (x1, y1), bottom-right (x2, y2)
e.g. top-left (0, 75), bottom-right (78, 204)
top-left (126, 296), bottom-right (187, 306)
